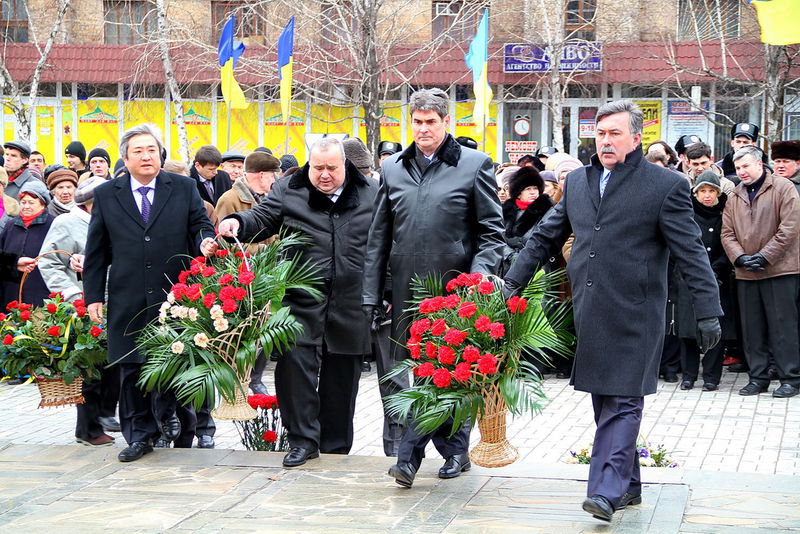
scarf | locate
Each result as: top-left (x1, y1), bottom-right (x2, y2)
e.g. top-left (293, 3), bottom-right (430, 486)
top-left (21, 208), bottom-right (44, 227)
top-left (49, 198), bottom-right (75, 216)
top-left (515, 198), bottom-right (533, 210)
top-left (7, 167), bottom-right (26, 183)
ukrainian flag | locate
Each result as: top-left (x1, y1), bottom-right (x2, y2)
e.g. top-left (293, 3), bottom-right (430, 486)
top-left (278, 16), bottom-right (295, 124)
top-left (218, 15), bottom-right (248, 109)
top-left (464, 9), bottom-right (493, 134)
top-left (750, 0), bottom-right (800, 45)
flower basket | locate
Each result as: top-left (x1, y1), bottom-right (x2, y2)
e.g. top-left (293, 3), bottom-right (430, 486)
top-left (470, 381), bottom-right (519, 468)
top-left (35, 374), bottom-right (85, 407)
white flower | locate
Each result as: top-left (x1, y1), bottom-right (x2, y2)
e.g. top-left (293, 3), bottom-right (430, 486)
top-left (640, 456), bottom-right (655, 467)
top-left (193, 332), bottom-right (209, 348)
top-left (209, 305), bottom-right (224, 320)
top-left (187, 308), bottom-right (199, 321)
top-left (160, 300), bottom-right (171, 311)
top-left (170, 306), bottom-right (182, 318)
top-left (167, 292), bottom-right (176, 304)
top-left (213, 317), bottom-right (229, 332)
top-left (170, 341), bottom-right (185, 354)
top-left (158, 311), bottom-right (167, 324)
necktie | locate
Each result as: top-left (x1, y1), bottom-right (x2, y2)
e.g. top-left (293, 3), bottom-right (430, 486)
top-left (137, 186), bottom-right (152, 223)
top-left (599, 170), bottom-right (611, 199)
top-left (203, 180), bottom-right (214, 199)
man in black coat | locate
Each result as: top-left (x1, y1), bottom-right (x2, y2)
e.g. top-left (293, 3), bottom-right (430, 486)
top-left (218, 138), bottom-right (377, 468)
top-left (504, 100), bottom-right (722, 522)
top-left (362, 88), bottom-right (505, 488)
top-left (190, 145), bottom-right (233, 205)
top-left (84, 124), bottom-right (216, 462)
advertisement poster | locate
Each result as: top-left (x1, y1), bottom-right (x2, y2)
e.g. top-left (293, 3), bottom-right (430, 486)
top-left (79, 101), bottom-right (120, 162)
top-left (357, 102), bottom-right (403, 144)
top-left (579, 118), bottom-right (596, 138)
top-left (217, 104), bottom-right (260, 154)
top-left (264, 102), bottom-right (306, 162)
top-left (35, 106), bottom-right (55, 164)
top-left (666, 100), bottom-right (710, 146)
top-left (170, 101), bottom-right (213, 160)
top-left (635, 100), bottom-right (662, 148)
top-left (3, 103), bottom-right (16, 149)
top-left (454, 102), bottom-right (498, 156)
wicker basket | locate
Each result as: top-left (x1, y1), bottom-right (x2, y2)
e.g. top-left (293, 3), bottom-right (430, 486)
top-left (35, 375), bottom-right (85, 408)
top-left (469, 382), bottom-right (520, 468)
top-left (211, 380), bottom-right (255, 420)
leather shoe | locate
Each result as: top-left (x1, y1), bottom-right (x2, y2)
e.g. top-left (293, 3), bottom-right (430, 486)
top-left (98, 416), bottom-right (121, 433)
top-left (160, 414), bottom-right (181, 441)
top-left (582, 495), bottom-right (614, 521)
top-left (76, 434), bottom-right (115, 447)
top-left (617, 492), bottom-right (642, 510)
top-left (153, 437), bottom-right (171, 448)
top-left (388, 462), bottom-right (417, 488)
top-left (702, 382), bottom-right (718, 392)
top-left (663, 374), bottom-right (678, 383)
top-left (773, 384), bottom-right (799, 398)
top-left (739, 382), bottom-right (768, 396)
top-left (249, 382), bottom-right (269, 395)
top-left (768, 367), bottom-right (779, 381)
top-left (197, 435), bottom-right (215, 449)
top-left (680, 380), bottom-right (694, 390)
top-left (118, 441), bottom-right (153, 462)
top-left (438, 453), bottom-right (471, 479)
top-left (282, 447), bottom-right (319, 467)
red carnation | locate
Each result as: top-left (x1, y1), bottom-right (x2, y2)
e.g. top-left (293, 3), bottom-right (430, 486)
top-left (432, 368), bottom-right (452, 388)
top-left (73, 298), bottom-right (85, 307)
top-left (190, 262), bottom-right (202, 275)
top-left (506, 296), bottom-right (528, 314)
top-left (5, 300), bottom-right (18, 311)
top-left (477, 353), bottom-right (498, 374)
top-left (46, 303), bottom-right (57, 314)
top-left (178, 270), bottom-right (190, 283)
top-left (90, 325), bottom-right (103, 338)
top-left (474, 315), bottom-right (491, 332)
top-left (263, 430), bottom-right (278, 443)
top-left (19, 310), bottom-right (31, 322)
top-left (203, 292), bottom-right (217, 308)
top-left (425, 341), bottom-right (437, 359)
top-left (462, 345), bottom-right (481, 363)
top-left (477, 281), bottom-right (494, 295)
top-left (192, 256), bottom-right (206, 264)
top-left (414, 362), bottom-right (435, 377)
top-left (218, 273), bottom-right (234, 285)
top-left (457, 301), bottom-right (477, 318)
top-left (47, 325), bottom-right (61, 337)
top-left (49, 292), bottom-right (63, 299)
top-left (445, 279), bottom-right (459, 292)
top-left (201, 266), bottom-right (217, 278)
top-left (443, 328), bottom-right (468, 346)
top-left (222, 299), bottom-right (238, 313)
top-left (234, 250), bottom-right (245, 259)
top-left (437, 345), bottom-right (456, 365)
top-left (184, 284), bottom-right (202, 301)
top-left (219, 285), bottom-right (236, 301)
top-left (2, 334), bottom-right (13, 345)
top-left (215, 249), bottom-right (229, 258)
top-left (247, 395), bottom-right (264, 409)
top-left (430, 318), bottom-right (447, 337)
top-left (410, 318), bottom-right (431, 337)
top-left (408, 342), bottom-right (422, 359)
top-left (75, 306), bottom-right (87, 318)
top-left (171, 283), bottom-right (188, 299)
top-left (467, 272), bottom-right (484, 285)
top-left (419, 299), bottom-right (436, 314)
top-left (0, 313), bottom-right (5, 321)
top-left (488, 322), bottom-right (506, 339)
top-left (455, 273), bottom-right (470, 286)
top-left (443, 294), bottom-right (461, 309)
top-left (454, 362), bottom-right (471, 381)
top-left (233, 287), bottom-right (247, 301)
top-left (264, 395), bottom-right (278, 409)
top-left (18, 303), bottom-right (32, 311)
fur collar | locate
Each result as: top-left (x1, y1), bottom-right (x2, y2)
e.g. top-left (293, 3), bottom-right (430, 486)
top-left (289, 159), bottom-right (367, 212)
top-left (397, 134), bottom-right (461, 168)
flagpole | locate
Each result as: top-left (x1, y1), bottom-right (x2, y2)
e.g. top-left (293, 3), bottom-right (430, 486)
top-left (284, 116), bottom-right (290, 156)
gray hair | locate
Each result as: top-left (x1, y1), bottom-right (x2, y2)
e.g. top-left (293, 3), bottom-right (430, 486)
top-left (732, 145), bottom-right (763, 163)
top-left (596, 100), bottom-right (643, 136)
top-left (409, 88), bottom-right (450, 119)
top-left (310, 137), bottom-right (346, 162)
top-left (120, 123), bottom-right (164, 159)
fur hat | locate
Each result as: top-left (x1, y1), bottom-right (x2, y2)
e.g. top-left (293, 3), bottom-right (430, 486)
top-left (693, 170), bottom-right (722, 192)
top-left (65, 141), bottom-right (87, 161)
top-left (508, 166), bottom-right (544, 200)
top-left (87, 147), bottom-right (111, 167)
top-left (18, 179), bottom-right (51, 206)
top-left (46, 168), bottom-right (79, 190)
top-left (342, 138), bottom-right (373, 174)
top-left (279, 154), bottom-right (299, 173)
top-left (553, 156), bottom-right (583, 178)
top-left (771, 140), bottom-right (800, 161)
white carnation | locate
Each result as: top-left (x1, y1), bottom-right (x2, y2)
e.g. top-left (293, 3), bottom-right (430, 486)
top-left (193, 332), bottom-right (209, 348)
top-left (187, 308), bottom-right (199, 321)
top-left (167, 292), bottom-right (175, 304)
top-left (213, 317), bottom-right (229, 332)
top-left (170, 341), bottom-right (185, 354)
top-left (209, 304), bottom-right (224, 320)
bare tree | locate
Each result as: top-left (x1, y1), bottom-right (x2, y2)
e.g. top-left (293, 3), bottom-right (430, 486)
top-left (154, 0), bottom-right (190, 163)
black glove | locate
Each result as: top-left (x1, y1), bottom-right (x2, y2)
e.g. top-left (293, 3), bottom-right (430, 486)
top-left (696, 317), bottom-right (722, 354)
top-left (734, 255), bottom-right (752, 268)
top-left (743, 253), bottom-right (768, 272)
top-left (501, 278), bottom-right (522, 300)
top-left (362, 305), bottom-right (381, 333)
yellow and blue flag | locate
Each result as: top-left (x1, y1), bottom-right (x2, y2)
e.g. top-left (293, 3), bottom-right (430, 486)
top-left (277, 16), bottom-right (295, 124)
top-left (750, 0), bottom-right (800, 45)
top-left (464, 9), bottom-right (493, 132)
top-left (218, 15), bottom-right (248, 109)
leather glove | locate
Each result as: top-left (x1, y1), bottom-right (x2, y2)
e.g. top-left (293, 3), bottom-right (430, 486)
top-left (362, 305), bottom-right (381, 333)
top-left (734, 255), bottom-right (752, 268)
top-left (501, 278), bottom-right (521, 300)
top-left (696, 317), bottom-right (722, 354)
top-left (743, 253), bottom-right (768, 272)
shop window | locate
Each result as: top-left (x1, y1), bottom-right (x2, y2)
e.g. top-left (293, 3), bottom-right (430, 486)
top-left (103, 1), bottom-right (156, 45)
top-left (1, 0), bottom-right (27, 42)
top-left (432, 1), bottom-right (480, 43)
top-left (677, 0), bottom-right (739, 41)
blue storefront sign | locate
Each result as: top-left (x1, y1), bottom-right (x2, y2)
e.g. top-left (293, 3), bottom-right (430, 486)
top-left (503, 42), bottom-right (603, 73)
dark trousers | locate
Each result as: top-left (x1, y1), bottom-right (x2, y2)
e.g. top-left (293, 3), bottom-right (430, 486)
top-left (99, 364), bottom-right (119, 418)
top-left (195, 399), bottom-right (216, 438)
top-left (119, 363), bottom-right (159, 444)
top-left (397, 420), bottom-right (470, 471)
top-left (681, 338), bottom-right (724, 385)
top-left (75, 364), bottom-right (120, 439)
top-left (249, 347), bottom-right (267, 388)
top-left (274, 343), bottom-right (362, 454)
top-left (738, 275), bottom-right (800, 387)
top-left (373, 321), bottom-right (409, 457)
top-left (588, 395), bottom-right (643, 509)
top-left (151, 389), bottom-right (198, 448)
top-left (659, 333), bottom-right (682, 376)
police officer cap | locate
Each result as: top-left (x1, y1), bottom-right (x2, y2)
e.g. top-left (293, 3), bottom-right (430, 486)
top-left (221, 151), bottom-right (246, 163)
top-left (674, 135), bottom-right (702, 155)
top-left (378, 141), bottom-right (402, 156)
top-left (3, 140), bottom-right (31, 159)
top-left (730, 122), bottom-right (759, 141)
top-left (536, 146), bottom-right (558, 157)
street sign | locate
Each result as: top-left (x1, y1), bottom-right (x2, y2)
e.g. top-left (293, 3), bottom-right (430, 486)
top-left (503, 42), bottom-right (603, 73)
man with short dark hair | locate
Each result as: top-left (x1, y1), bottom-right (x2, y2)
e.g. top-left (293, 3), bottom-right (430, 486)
top-left (684, 142), bottom-right (735, 194)
top-left (190, 145), bottom-right (232, 204)
top-left (29, 151), bottom-right (46, 174)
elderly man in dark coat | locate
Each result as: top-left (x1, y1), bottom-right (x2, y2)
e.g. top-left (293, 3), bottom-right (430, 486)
top-left (504, 100), bottom-right (722, 522)
top-left (362, 88), bottom-right (505, 487)
top-left (218, 137), bottom-right (377, 468)
top-left (84, 123), bottom-right (216, 462)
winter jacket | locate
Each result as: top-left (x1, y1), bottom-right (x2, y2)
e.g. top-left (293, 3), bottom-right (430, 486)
top-left (215, 179), bottom-right (274, 253)
top-left (501, 195), bottom-right (553, 275)
top-left (5, 168), bottom-right (38, 199)
top-left (0, 210), bottom-right (55, 307)
top-left (190, 166), bottom-right (232, 205)
top-left (38, 206), bottom-right (90, 302)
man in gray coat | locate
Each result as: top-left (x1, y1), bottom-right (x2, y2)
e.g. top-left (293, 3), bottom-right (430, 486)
top-left (504, 100), bottom-right (722, 521)
top-left (362, 88), bottom-right (505, 487)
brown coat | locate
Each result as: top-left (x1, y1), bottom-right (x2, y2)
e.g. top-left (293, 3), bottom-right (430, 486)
top-left (215, 179), bottom-right (275, 251)
top-left (721, 170), bottom-right (800, 280)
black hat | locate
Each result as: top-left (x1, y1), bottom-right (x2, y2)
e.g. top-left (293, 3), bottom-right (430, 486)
top-left (692, 170), bottom-right (722, 192)
top-left (378, 141), bottom-right (402, 156)
top-left (456, 136), bottom-right (478, 150)
top-left (254, 146), bottom-right (273, 155)
top-left (87, 147), bottom-right (111, 167)
top-left (43, 163), bottom-right (66, 181)
top-left (536, 146), bottom-right (558, 157)
top-left (65, 141), bottom-right (87, 161)
top-left (3, 140), bottom-right (31, 159)
top-left (674, 135), bottom-right (702, 155)
top-left (279, 154), bottom-right (299, 173)
top-left (771, 140), bottom-right (800, 161)
top-left (508, 166), bottom-right (544, 200)
top-left (731, 122), bottom-right (758, 141)
top-left (221, 151), bottom-right (246, 163)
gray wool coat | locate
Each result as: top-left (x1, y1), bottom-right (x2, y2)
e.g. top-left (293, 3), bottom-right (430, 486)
top-left (505, 147), bottom-right (723, 397)
top-left (38, 207), bottom-right (90, 302)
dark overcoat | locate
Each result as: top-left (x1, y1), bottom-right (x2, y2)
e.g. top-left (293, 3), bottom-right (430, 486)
top-left (190, 166), bottom-right (233, 205)
top-left (83, 171), bottom-right (215, 364)
top-left (228, 160), bottom-right (376, 355)
top-left (505, 147), bottom-right (723, 397)
top-left (0, 211), bottom-right (54, 307)
top-left (362, 134), bottom-right (506, 354)
top-left (501, 195), bottom-right (553, 276)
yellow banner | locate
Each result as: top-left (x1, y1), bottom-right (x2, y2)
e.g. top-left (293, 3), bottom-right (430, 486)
top-left (264, 101), bottom-right (306, 163)
top-left (454, 101), bottom-right (498, 157)
top-left (34, 106), bottom-right (56, 164)
top-left (357, 102), bottom-right (403, 144)
top-left (78, 100), bottom-right (120, 162)
top-left (3, 102), bottom-right (16, 146)
top-left (216, 104), bottom-right (259, 154)
top-left (635, 100), bottom-right (662, 149)
top-left (170, 101), bottom-right (213, 161)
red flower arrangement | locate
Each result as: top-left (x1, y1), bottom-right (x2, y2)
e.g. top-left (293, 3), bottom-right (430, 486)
top-left (235, 393), bottom-right (289, 452)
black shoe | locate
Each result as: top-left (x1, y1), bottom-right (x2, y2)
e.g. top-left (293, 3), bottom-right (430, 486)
top-left (249, 382), bottom-right (269, 395)
top-left (556, 371), bottom-right (570, 379)
top-left (582, 495), bottom-right (614, 522)
top-left (196, 435), bottom-right (215, 449)
top-left (361, 361), bottom-right (371, 372)
top-left (388, 462), bottom-right (417, 488)
top-left (768, 367), bottom-right (779, 381)
top-left (739, 382), bottom-right (768, 396)
top-left (663, 374), bottom-right (678, 383)
top-left (680, 380), bottom-right (694, 390)
top-left (702, 382), bottom-right (718, 392)
top-left (118, 441), bottom-right (154, 462)
top-left (438, 453), bottom-right (471, 479)
top-left (153, 438), bottom-right (171, 448)
top-left (269, 352), bottom-right (279, 362)
top-left (729, 363), bottom-right (748, 373)
top-left (97, 416), bottom-right (121, 433)
top-left (160, 414), bottom-right (181, 441)
top-left (617, 492), bottom-right (642, 510)
top-left (773, 384), bottom-right (799, 398)
top-left (282, 447), bottom-right (319, 467)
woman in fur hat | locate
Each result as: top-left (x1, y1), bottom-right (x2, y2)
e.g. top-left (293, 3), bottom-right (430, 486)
top-left (501, 166), bottom-right (553, 275)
